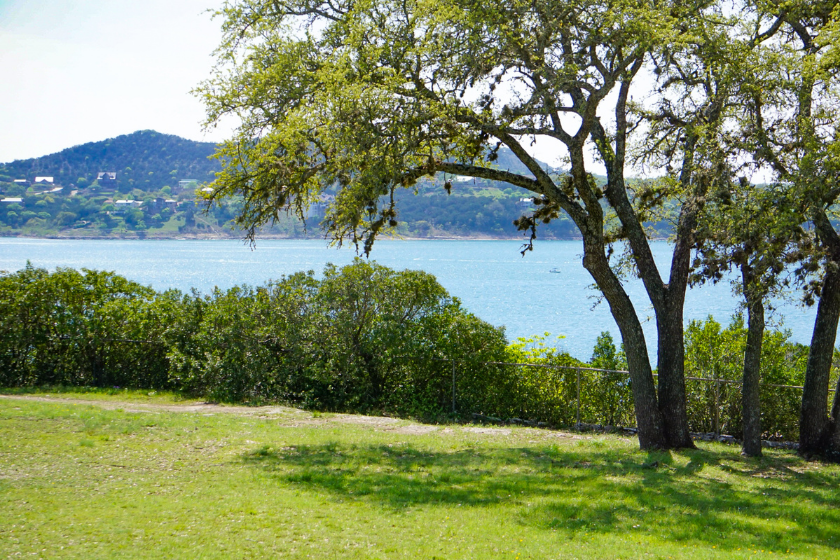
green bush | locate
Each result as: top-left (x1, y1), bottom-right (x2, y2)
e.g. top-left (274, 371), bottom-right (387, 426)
top-left (683, 315), bottom-right (814, 441)
top-left (0, 263), bottom-right (171, 388)
top-left (164, 260), bottom-right (511, 411)
top-left (2, 262), bottom-right (833, 440)
top-left (0, 260), bottom-right (507, 418)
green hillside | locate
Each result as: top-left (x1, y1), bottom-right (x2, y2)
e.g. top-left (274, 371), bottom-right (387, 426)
top-left (0, 131), bottom-right (598, 239)
top-left (0, 130), bottom-right (219, 193)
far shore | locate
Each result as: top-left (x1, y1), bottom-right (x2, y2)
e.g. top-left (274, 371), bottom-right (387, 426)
top-left (0, 231), bottom-right (589, 242)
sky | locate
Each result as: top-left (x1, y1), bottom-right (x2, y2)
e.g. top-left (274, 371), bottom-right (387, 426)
top-left (0, 0), bottom-right (586, 170)
top-left (0, 0), bottom-right (640, 175)
top-left (0, 0), bottom-right (229, 163)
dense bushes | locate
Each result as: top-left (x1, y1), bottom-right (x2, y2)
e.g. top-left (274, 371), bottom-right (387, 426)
top-left (0, 263), bottom-right (831, 440)
top-left (683, 316), bottom-right (816, 441)
top-left (0, 260), bottom-right (509, 417)
top-left (0, 265), bottom-right (174, 389)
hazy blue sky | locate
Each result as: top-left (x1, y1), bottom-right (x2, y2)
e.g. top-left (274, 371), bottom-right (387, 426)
top-left (0, 0), bottom-right (602, 171)
top-left (0, 0), bottom-right (228, 162)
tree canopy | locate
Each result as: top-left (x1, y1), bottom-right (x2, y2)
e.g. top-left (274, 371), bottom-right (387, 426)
top-left (199, 0), bottom-right (840, 454)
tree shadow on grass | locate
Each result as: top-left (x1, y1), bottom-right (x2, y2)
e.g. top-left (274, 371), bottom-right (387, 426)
top-left (241, 442), bottom-right (840, 553)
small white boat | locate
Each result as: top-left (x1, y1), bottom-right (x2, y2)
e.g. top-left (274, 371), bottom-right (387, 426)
top-left (549, 267), bottom-right (561, 273)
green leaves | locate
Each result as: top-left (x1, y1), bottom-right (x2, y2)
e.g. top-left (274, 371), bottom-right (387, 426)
top-left (0, 261), bottom-right (507, 415)
top-left (198, 0), bottom-right (695, 251)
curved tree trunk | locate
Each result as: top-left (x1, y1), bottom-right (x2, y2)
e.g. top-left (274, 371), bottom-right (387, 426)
top-left (582, 240), bottom-right (668, 450)
top-left (800, 267), bottom-right (840, 457)
top-left (741, 266), bottom-right (764, 457)
top-left (598, 125), bottom-right (700, 450)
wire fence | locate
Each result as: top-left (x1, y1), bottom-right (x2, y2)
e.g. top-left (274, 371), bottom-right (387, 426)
top-left (2, 334), bottom-right (810, 442)
top-left (434, 357), bottom-right (806, 441)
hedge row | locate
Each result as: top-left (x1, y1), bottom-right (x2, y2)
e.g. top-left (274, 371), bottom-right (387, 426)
top-left (0, 262), bottom-right (823, 440)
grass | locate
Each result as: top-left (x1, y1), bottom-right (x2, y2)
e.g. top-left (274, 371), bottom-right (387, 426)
top-left (1, 393), bottom-right (839, 559)
top-left (148, 214), bottom-right (186, 234)
top-left (0, 385), bottom-right (200, 405)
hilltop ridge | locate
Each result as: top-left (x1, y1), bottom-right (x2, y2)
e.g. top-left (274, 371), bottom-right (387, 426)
top-left (0, 130), bottom-right (219, 192)
top-left (0, 131), bottom-right (592, 240)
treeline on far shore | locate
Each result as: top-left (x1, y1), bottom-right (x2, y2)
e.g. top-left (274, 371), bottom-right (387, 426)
top-left (0, 262), bottom-right (825, 441)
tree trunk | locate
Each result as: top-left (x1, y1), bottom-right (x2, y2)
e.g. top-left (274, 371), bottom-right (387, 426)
top-left (581, 242), bottom-right (668, 449)
top-left (800, 267), bottom-right (840, 456)
top-left (823, 373), bottom-right (840, 459)
top-left (741, 266), bottom-right (764, 457)
top-left (600, 156), bottom-right (699, 450)
top-left (656, 298), bottom-right (696, 448)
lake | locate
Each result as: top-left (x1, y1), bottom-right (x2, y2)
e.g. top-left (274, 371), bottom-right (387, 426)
top-left (0, 237), bottom-right (821, 361)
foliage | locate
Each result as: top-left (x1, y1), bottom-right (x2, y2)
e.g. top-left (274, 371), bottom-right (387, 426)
top-left (0, 261), bottom-right (509, 418)
top-left (0, 263), bottom-right (172, 389)
top-left (0, 262), bottom-right (827, 439)
top-left (197, 0), bottom-right (745, 451)
top-left (683, 315), bottom-right (817, 440)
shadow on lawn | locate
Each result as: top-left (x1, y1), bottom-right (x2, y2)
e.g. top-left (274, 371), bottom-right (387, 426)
top-left (241, 442), bottom-right (840, 553)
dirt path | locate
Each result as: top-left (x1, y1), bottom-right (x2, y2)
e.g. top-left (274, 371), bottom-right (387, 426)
top-left (0, 393), bottom-right (583, 439)
top-left (0, 394), bottom-right (308, 417)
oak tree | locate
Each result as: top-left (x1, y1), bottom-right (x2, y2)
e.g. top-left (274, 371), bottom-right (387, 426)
top-left (199, 0), bottom-right (740, 448)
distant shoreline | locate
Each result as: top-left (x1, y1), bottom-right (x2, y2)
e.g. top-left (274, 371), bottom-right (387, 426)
top-left (0, 231), bottom-right (587, 242)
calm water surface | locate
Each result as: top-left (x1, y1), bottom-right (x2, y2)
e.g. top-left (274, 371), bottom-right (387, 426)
top-left (0, 237), bottom-right (821, 360)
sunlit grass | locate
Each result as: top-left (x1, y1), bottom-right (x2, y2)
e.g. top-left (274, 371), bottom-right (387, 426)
top-left (1, 395), bottom-right (838, 559)
top-left (0, 385), bottom-right (199, 404)
top-left (147, 214), bottom-right (186, 234)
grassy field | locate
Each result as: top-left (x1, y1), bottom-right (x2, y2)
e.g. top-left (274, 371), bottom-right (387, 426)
top-left (1, 391), bottom-right (839, 559)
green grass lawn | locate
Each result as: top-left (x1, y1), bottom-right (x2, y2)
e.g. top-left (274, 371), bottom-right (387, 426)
top-left (147, 214), bottom-right (186, 234)
top-left (1, 393), bottom-right (838, 559)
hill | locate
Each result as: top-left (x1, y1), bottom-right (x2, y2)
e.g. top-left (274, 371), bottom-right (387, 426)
top-left (0, 131), bottom-right (596, 240)
top-left (0, 130), bottom-right (219, 192)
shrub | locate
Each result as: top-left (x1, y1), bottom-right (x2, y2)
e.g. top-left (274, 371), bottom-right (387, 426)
top-left (0, 263), bottom-right (169, 388)
top-left (683, 315), bottom-right (814, 440)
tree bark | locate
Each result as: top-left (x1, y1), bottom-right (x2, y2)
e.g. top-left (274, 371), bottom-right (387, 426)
top-left (800, 267), bottom-right (840, 456)
top-left (596, 113), bottom-right (700, 449)
top-left (655, 296), bottom-right (695, 448)
top-left (824, 371), bottom-right (840, 458)
top-left (741, 266), bottom-right (764, 457)
top-left (581, 243), bottom-right (668, 449)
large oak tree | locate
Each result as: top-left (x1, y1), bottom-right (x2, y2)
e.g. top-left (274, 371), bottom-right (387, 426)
top-left (198, 0), bottom-right (745, 449)
top-left (728, 0), bottom-right (840, 458)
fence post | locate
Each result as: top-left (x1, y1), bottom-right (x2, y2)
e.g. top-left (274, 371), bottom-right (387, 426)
top-left (576, 367), bottom-right (581, 426)
top-left (451, 359), bottom-right (456, 414)
top-left (713, 378), bottom-right (720, 438)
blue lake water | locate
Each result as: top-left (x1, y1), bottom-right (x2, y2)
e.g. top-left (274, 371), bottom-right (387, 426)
top-left (0, 237), bottom-right (822, 361)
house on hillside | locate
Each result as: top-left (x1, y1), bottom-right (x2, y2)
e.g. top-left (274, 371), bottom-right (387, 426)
top-left (113, 200), bottom-right (143, 214)
top-left (94, 172), bottom-right (117, 191)
top-left (13, 179), bottom-right (27, 185)
top-left (517, 197), bottom-right (535, 208)
top-left (34, 177), bottom-right (54, 184)
top-left (1, 198), bottom-right (23, 203)
top-left (179, 179), bottom-right (199, 190)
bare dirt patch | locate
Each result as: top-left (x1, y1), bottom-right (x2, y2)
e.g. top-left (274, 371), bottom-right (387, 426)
top-left (0, 394), bottom-right (578, 441)
top-left (386, 425), bottom-right (439, 435)
top-left (462, 427), bottom-right (512, 436)
top-left (0, 395), bottom-right (304, 418)
top-left (332, 414), bottom-right (402, 426)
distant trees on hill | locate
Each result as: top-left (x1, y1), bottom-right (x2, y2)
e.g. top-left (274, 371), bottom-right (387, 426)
top-left (0, 130), bottom-right (219, 193)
